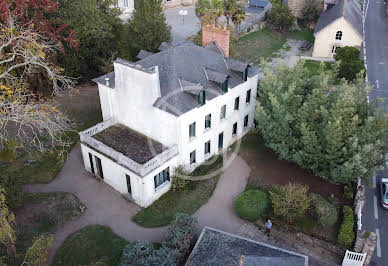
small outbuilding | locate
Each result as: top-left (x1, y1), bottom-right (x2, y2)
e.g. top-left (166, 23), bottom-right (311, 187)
top-left (312, 0), bottom-right (362, 58)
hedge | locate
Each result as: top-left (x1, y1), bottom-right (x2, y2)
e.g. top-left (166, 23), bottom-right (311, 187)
top-left (234, 190), bottom-right (269, 221)
top-left (338, 206), bottom-right (355, 249)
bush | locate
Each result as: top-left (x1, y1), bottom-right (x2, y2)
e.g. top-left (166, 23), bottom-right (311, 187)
top-left (344, 185), bottom-right (354, 201)
top-left (310, 193), bottom-right (338, 227)
top-left (338, 206), bottom-right (355, 249)
top-left (269, 183), bottom-right (310, 222)
top-left (170, 166), bottom-right (191, 192)
top-left (234, 190), bottom-right (269, 221)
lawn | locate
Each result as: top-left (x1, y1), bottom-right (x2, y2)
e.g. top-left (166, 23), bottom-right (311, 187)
top-left (53, 225), bottom-right (128, 266)
top-left (234, 29), bottom-right (314, 65)
top-left (0, 85), bottom-right (102, 184)
top-left (132, 155), bottom-right (223, 227)
top-left (14, 192), bottom-right (85, 264)
top-left (303, 59), bottom-right (334, 76)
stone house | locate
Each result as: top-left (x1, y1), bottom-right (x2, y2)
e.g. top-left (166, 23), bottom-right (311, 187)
top-left (312, 0), bottom-right (362, 58)
top-left (79, 27), bottom-right (260, 207)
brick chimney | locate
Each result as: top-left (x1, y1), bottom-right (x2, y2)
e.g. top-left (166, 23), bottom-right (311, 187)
top-left (202, 25), bottom-right (230, 57)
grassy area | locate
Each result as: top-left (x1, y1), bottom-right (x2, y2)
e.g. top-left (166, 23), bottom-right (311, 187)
top-left (132, 156), bottom-right (223, 227)
top-left (303, 59), bottom-right (334, 76)
top-left (14, 192), bottom-right (85, 263)
top-left (0, 86), bottom-right (102, 184)
top-left (234, 29), bottom-right (315, 65)
top-left (53, 225), bottom-right (128, 266)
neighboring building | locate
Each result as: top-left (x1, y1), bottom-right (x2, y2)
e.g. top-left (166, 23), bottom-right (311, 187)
top-left (79, 28), bottom-right (259, 207)
top-left (186, 227), bottom-right (309, 266)
top-left (117, 0), bottom-right (134, 21)
top-left (312, 0), bottom-right (362, 58)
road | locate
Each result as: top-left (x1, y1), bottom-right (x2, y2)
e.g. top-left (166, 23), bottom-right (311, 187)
top-left (363, 0), bottom-right (388, 264)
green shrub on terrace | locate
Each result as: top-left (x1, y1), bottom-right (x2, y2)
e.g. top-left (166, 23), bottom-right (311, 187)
top-left (234, 190), bottom-right (269, 221)
top-left (338, 206), bottom-right (355, 249)
top-left (310, 193), bottom-right (338, 227)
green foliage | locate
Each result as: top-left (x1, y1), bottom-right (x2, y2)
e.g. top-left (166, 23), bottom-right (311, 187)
top-left (171, 166), bottom-right (191, 192)
top-left (334, 46), bottom-right (365, 81)
top-left (256, 61), bottom-right (388, 184)
top-left (267, 4), bottom-right (295, 32)
top-left (0, 175), bottom-right (23, 211)
top-left (310, 193), bottom-right (338, 227)
top-left (22, 234), bottom-right (53, 266)
top-left (234, 190), bottom-right (269, 221)
top-left (344, 185), bottom-right (354, 200)
top-left (269, 183), bottom-right (310, 222)
top-left (120, 0), bottom-right (171, 60)
top-left (338, 206), bottom-right (355, 248)
top-left (57, 0), bottom-right (122, 79)
top-left (301, 0), bottom-right (320, 26)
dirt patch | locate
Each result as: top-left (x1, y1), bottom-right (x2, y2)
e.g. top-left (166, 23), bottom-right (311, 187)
top-left (239, 133), bottom-right (343, 199)
top-left (15, 192), bottom-right (86, 253)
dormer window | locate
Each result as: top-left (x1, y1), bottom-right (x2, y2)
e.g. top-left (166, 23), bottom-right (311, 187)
top-left (242, 67), bottom-right (249, 81)
top-left (197, 90), bottom-right (206, 106)
top-left (220, 77), bottom-right (229, 93)
top-left (335, 31), bottom-right (342, 40)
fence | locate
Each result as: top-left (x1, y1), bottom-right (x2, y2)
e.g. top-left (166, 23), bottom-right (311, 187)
top-left (342, 250), bottom-right (366, 266)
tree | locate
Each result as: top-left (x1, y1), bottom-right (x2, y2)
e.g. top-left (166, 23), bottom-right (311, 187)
top-left (0, 5), bottom-right (75, 154)
top-left (120, 0), bottom-right (171, 60)
top-left (334, 46), bottom-right (365, 81)
top-left (267, 4), bottom-right (295, 32)
top-left (301, 0), bottom-right (320, 27)
top-left (231, 3), bottom-right (246, 32)
top-left (269, 183), bottom-right (310, 222)
top-left (57, 0), bottom-right (122, 79)
top-left (256, 61), bottom-right (388, 184)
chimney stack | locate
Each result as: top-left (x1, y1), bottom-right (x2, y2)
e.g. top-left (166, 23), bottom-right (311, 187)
top-left (202, 25), bottom-right (230, 57)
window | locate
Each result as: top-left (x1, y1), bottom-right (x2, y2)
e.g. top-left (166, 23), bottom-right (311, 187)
top-left (197, 90), bottom-right (206, 106)
top-left (220, 78), bottom-right (229, 93)
top-left (123, 0), bottom-right (129, 7)
top-left (234, 97), bottom-right (240, 110)
top-left (220, 105), bottom-right (226, 120)
top-left (154, 167), bottom-right (170, 189)
top-left (189, 122), bottom-right (196, 138)
top-left (204, 141), bottom-right (211, 155)
top-left (126, 174), bottom-right (131, 194)
top-left (244, 115), bottom-right (249, 127)
top-left (218, 132), bottom-right (224, 149)
top-left (246, 89), bottom-right (251, 103)
top-left (332, 46), bottom-right (340, 54)
top-left (335, 31), bottom-right (342, 40)
top-left (205, 114), bottom-right (211, 129)
top-left (233, 122), bottom-right (237, 136)
top-left (190, 150), bottom-right (196, 164)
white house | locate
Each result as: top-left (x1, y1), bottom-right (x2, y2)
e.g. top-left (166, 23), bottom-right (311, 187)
top-left (312, 0), bottom-right (362, 58)
top-left (80, 31), bottom-right (260, 207)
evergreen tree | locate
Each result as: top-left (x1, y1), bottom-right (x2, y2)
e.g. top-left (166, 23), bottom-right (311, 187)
top-left (256, 61), bottom-right (388, 184)
top-left (120, 0), bottom-right (171, 60)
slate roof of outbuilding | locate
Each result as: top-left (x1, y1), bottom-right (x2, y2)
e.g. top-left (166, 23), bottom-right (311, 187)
top-left (93, 43), bottom-right (259, 116)
top-left (186, 227), bottom-right (308, 266)
top-left (314, 0), bottom-right (362, 36)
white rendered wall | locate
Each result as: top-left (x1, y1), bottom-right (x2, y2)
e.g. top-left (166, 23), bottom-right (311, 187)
top-left (312, 18), bottom-right (362, 58)
top-left (80, 143), bottom-right (178, 207)
top-left (177, 74), bottom-right (259, 169)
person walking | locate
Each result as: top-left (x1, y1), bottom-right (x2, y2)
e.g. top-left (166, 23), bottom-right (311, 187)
top-left (265, 219), bottom-right (272, 237)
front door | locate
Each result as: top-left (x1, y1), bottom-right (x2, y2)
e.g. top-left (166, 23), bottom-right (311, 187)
top-left (95, 156), bottom-right (104, 180)
top-left (126, 174), bottom-right (131, 194)
top-left (218, 132), bottom-right (224, 150)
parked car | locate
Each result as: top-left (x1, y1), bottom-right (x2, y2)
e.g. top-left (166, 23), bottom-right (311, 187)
top-left (380, 178), bottom-right (388, 209)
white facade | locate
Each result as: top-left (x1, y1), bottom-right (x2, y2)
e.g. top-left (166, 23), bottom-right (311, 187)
top-left (80, 49), bottom-right (259, 207)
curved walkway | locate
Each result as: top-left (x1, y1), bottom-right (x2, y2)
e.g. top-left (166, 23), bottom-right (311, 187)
top-left (24, 143), bottom-right (251, 264)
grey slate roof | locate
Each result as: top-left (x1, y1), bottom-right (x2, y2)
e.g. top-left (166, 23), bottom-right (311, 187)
top-left (186, 227), bottom-right (308, 266)
top-left (136, 50), bottom-right (154, 60)
top-left (314, 0), bottom-right (362, 36)
top-left (93, 43), bottom-right (259, 116)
